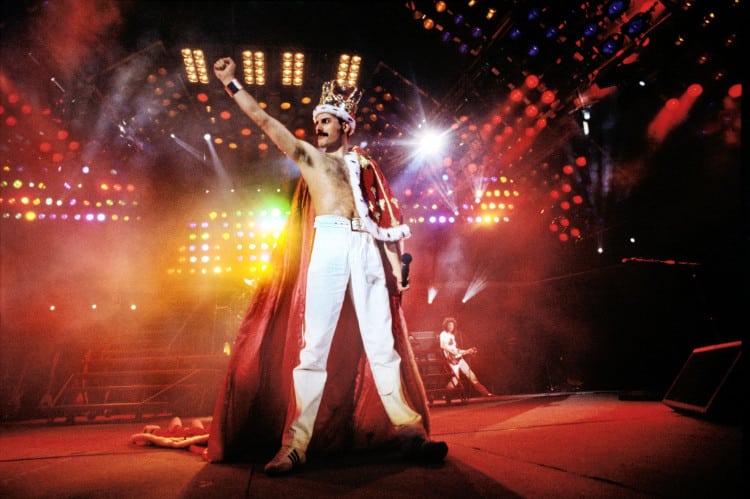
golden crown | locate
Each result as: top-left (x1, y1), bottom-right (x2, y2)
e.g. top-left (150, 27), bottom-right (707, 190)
top-left (317, 81), bottom-right (363, 119)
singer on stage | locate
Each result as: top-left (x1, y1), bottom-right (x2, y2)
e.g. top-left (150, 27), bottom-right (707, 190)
top-left (206, 57), bottom-right (447, 475)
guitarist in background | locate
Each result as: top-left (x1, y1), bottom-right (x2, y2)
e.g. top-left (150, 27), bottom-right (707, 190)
top-left (439, 317), bottom-right (492, 397)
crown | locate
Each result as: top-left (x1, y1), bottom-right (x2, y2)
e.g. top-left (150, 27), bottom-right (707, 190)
top-left (312, 81), bottom-right (363, 135)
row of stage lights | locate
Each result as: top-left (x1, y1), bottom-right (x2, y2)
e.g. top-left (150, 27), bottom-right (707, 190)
top-left (408, 0), bottom-right (498, 56)
top-left (1, 166), bottom-right (141, 222)
top-left (408, 186), bottom-right (518, 226)
top-left (1, 85), bottom-right (144, 222)
top-left (181, 49), bottom-right (362, 90)
top-left (165, 191), bottom-right (526, 279)
top-left (409, 0), bottom-right (660, 59)
top-left (168, 207), bottom-right (288, 277)
top-left (505, 0), bottom-right (660, 60)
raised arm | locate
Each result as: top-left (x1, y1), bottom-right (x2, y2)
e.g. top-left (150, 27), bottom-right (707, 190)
top-left (213, 57), bottom-right (315, 165)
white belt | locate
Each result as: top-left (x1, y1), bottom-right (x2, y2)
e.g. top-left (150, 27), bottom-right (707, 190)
top-left (314, 215), bottom-right (366, 232)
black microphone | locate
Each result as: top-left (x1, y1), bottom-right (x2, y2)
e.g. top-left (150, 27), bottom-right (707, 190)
top-left (400, 253), bottom-right (413, 288)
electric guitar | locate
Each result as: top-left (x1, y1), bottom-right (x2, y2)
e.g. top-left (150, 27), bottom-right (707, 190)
top-left (443, 346), bottom-right (477, 364)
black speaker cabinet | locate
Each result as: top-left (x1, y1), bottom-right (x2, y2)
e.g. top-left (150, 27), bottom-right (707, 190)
top-left (662, 340), bottom-right (742, 420)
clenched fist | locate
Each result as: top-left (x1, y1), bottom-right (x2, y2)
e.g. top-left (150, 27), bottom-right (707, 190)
top-left (213, 57), bottom-right (236, 84)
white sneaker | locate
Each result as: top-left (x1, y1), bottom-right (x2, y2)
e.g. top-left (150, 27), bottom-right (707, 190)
top-left (264, 445), bottom-right (306, 476)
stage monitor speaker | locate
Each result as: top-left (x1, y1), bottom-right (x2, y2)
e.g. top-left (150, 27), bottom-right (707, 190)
top-left (662, 340), bottom-right (742, 420)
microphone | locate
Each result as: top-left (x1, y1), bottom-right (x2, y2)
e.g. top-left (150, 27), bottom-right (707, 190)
top-left (400, 253), bottom-right (413, 288)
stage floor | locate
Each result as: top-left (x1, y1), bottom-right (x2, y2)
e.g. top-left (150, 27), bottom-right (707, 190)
top-left (0, 392), bottom-right (742, 498)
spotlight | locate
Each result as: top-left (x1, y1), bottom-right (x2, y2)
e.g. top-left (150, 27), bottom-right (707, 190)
top-left (204, 133), bottom-right (211, 141)
top-left (583, 22), bottom-right (598, 37)
top-left (605, 0), bottom-right (630, 18)
top-left (427, 287), bottom-right (438, 304)
top-left (600, 35), bottom-right (622, 55)
top-left (624, 12), bottom-right (650, 37)
top-left (415, 128), bottom-right (448, 157)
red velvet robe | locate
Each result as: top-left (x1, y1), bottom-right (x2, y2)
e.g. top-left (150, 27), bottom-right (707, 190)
top-left (206, 177), bottom-right (430, 463)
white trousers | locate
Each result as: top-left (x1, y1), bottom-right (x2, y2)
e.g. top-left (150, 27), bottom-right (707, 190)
top-left (449, 358), bottom-right (480, 385)
top-left (285, 215), bottom-right (423, 451)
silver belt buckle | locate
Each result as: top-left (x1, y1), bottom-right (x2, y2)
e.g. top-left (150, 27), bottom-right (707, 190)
top-left (351, 218), bottom-right (363, 231)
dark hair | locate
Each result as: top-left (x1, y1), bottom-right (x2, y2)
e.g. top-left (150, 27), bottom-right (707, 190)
top-left (442, 317), bottom-right (457, 329)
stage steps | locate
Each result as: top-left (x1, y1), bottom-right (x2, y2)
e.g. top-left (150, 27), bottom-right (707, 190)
top-left (42, 340), bottom-right (229, 423)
